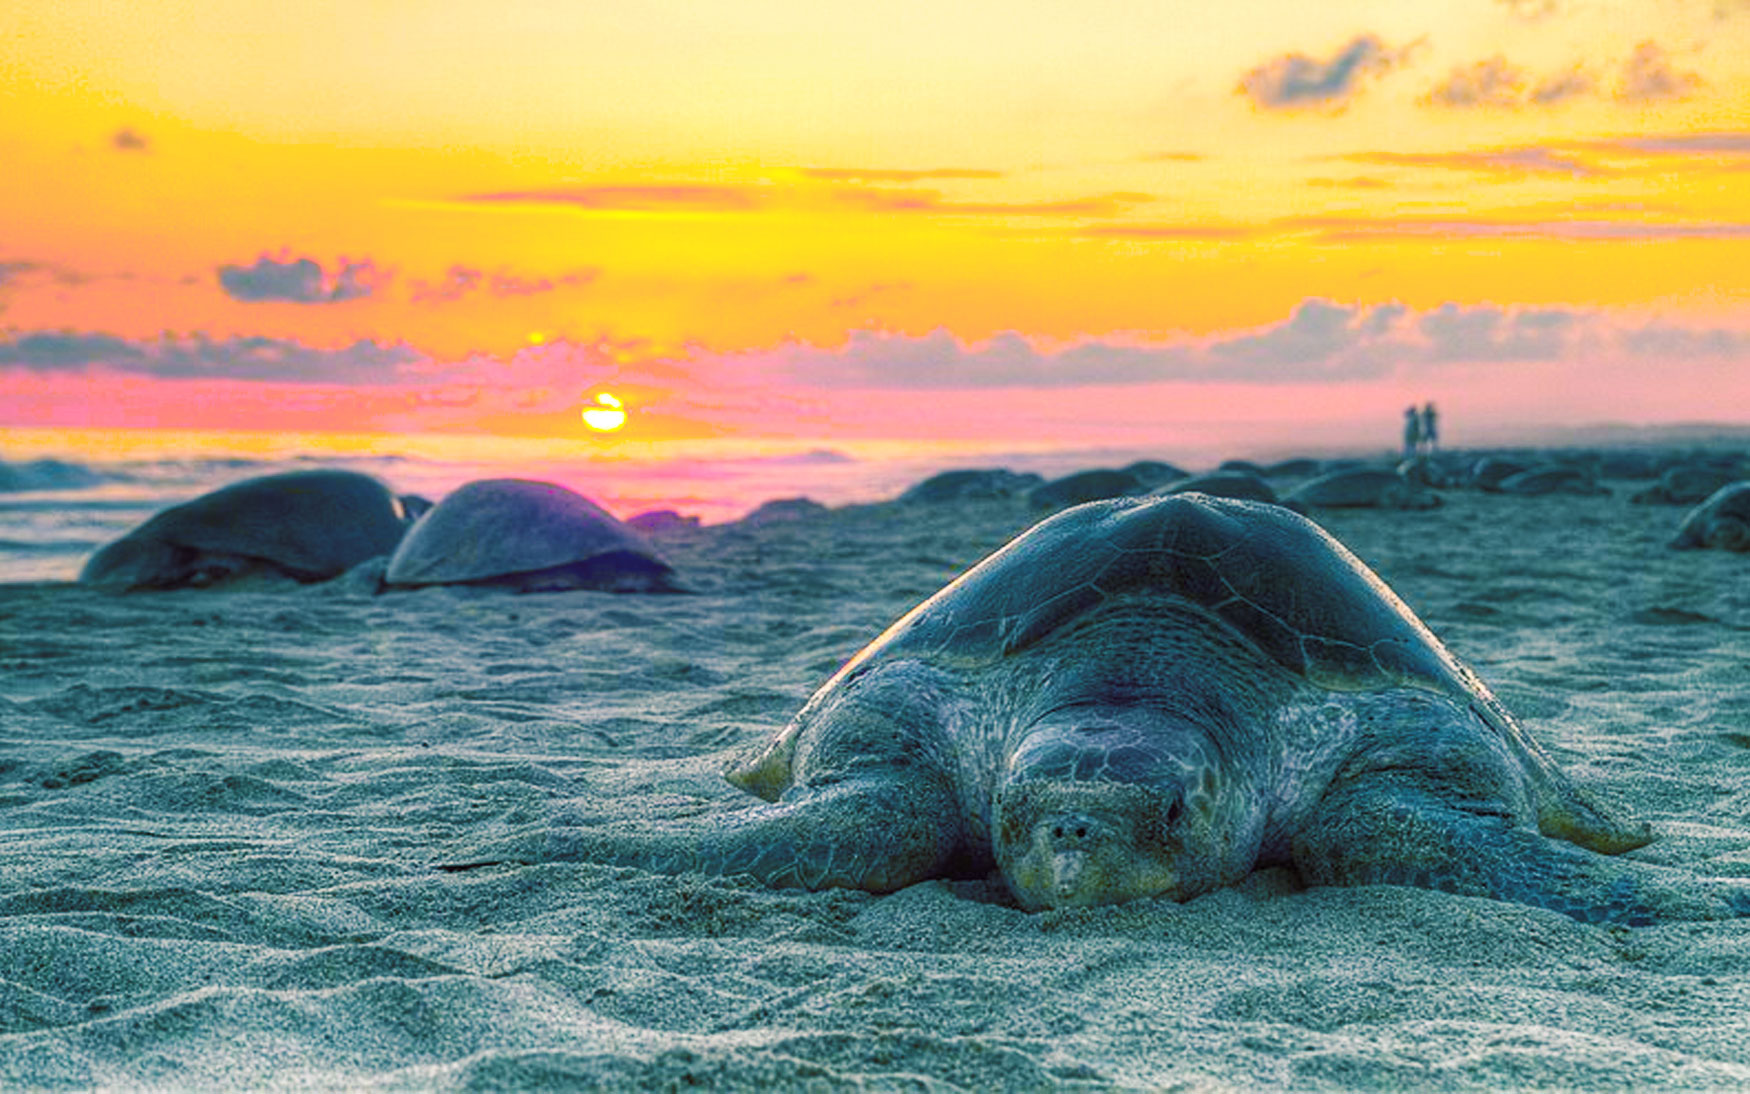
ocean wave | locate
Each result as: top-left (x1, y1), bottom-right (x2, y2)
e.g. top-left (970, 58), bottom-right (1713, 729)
top-left (0, 458), bottom-right (120, 493)
top-left (0, 538), bottom-right (101, 553)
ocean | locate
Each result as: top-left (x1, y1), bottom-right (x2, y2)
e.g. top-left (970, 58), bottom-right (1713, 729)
top-left (11, 421), bottom-right (1744, 586)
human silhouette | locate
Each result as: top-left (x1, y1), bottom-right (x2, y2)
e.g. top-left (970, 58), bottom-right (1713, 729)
top-left (1421, 402), bottom-right (1439, 456)
top-left (1402, 406), bottom-right (1422, 460)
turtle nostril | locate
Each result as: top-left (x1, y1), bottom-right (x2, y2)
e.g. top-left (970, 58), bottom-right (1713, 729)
top-left (1051, 825), bottom-right (1065, 839)
top-left (1074, 826), bottom-right (1087, 839)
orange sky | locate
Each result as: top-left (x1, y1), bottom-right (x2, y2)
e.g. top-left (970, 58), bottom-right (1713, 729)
top-left (2, 0), bottom-right (1747, 457)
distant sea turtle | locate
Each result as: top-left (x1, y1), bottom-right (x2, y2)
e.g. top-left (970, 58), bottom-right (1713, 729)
top-left (1670, 482), bottom-right (1750, 551)
top-left (900, 469), bottom-right (1043, 504)
top-left (627, 509), bottom-right (701, 534)
top-left (537, 494), bottom-right (1743, 923)
top-left (384, 478), bottom-right (682, 593)
top-left (1262, 457), bottom-right (1322, 479)
top-left (1150, 470), bottom-right (1285, 506)
top-left (1631, 466), bottom-right (1738, 506)
top-left (1598, 451), bottom-right (1660, 480)
top-left (1496, 466), bottom-right (1607, 497)
top-left (1398, 455), bottom-right (1464, 489)
top-left (1028, 469), bottom-right (1144, 509)
top-left (1284, 467), bottom-right (1441, 510)
top-left (80, 470), bottom-right (410, 591)
top-left (1470, 457), bottom-right (1530, 492)
top-left (1118, 460), bottom-right (1190, 489)
top-left (737, 497), bottom-right (829, 526)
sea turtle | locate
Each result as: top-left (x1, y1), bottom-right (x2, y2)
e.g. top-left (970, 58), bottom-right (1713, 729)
top-left (80, 469), bottom-right (410, 591)
top-left (1469, 457), bottom-right (1530, 492)
top-left (627, 509), bottom-right (702, 534)
top-left (1262, 457), bottom-right (1323, 479)
top-left (1118, 460), bottom-right (1190, 489)
top-left (900, 469), bottom-right (1043, 504)
top-left (738, 497), bottom-right (829, 526)
top-left (535, 493), bottom-right (1744, 923)
top-left (1029, 468), bottom-right (1145, 509)
top-left (1599, 451), bottom-right (1660, 480)
top-left (383, 478), bottom-right (683, 593)
top-left (1670, 482), bottom-right (1750, 551)
top-left (1631, 465), bottom-right (1738, 506)
top-left (1150, 470), bottom-right (1286, 506)
top-left (1496, 465), bottom-right (1607, 497)
top-left (1283, 467), bottom-right (1441, 510)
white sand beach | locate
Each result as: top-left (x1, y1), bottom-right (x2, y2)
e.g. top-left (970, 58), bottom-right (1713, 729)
top-left (2, 478), bottom-right (1749, 1091)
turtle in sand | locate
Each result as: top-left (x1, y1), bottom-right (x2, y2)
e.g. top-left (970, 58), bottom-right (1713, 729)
top-left (1150, 470), bottom-right (1296, 510)
top-left (1469, 457), bottom-right (1531, 493)
top-left (900, 469), bottom-right (1043, 503)
top-left (384, 478), bottom-right (683, 593)
top-left (1283, 467), bottom-right (1441, 510)
top-left (1029, 468), bottom-right (1145, 509)
top-left (1669, 482), bottom-right (1750, 551)
top-left (534, 493), bottom-right (1744, 924)
top-left (80, 469), bottom-right (411, 591)
top-left (1496, 466), bottom-right (1608, 497)
top-left (1631, 465), bottom-right (1738, 506)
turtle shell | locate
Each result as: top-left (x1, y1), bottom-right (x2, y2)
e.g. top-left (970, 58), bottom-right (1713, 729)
top-left (822, 492), bottom-right (1488, 704)
top-left (1671, 481), bottom-right (1750, 549)
top-left (1151, 471), bottom-right (1281, 504)
top-left (80, 469), bottom-right (409, 589)
top-left (1283, 467), bottom-right (1431, 509)
top-left (384, 478), bottom-right (675, 588)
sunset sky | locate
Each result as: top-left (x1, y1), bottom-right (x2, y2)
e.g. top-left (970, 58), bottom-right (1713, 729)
top-left (3, 0), bottom-right (1748, 460)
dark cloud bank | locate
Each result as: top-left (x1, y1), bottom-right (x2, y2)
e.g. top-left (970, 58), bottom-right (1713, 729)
top-left (217, 254), bottom-right (382, 304)
top-left (0, 333), bottom-right (419, 383)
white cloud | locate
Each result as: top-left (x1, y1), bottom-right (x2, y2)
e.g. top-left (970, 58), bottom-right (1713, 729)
top-left (691, 302), bottom-right (1747, 390)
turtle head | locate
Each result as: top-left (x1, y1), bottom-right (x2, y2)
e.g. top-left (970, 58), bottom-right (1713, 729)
top-left (994, 705), bottom-right (1260, 911)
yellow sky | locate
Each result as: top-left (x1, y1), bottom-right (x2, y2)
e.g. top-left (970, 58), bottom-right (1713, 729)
top-left (1, 0), bottom-right (1747, 447)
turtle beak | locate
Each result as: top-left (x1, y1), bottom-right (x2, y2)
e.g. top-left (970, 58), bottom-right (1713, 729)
top-left (1036, 811), bottom-right (1114, 906)
top-left (1052, 849), bottom-right (1090, 900)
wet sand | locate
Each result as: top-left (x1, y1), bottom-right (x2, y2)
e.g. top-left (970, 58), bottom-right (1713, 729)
top-left (2, 482), bottom-right (1748, 1091)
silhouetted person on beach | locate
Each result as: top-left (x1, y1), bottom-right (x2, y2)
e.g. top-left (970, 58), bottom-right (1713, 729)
top-left (1403, 406), bottom-right (1422, 460)
top-left (1421, 403), bottom-right (1439, 456)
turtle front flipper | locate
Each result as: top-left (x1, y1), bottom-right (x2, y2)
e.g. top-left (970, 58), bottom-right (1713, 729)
top-left (541, 775), bottom-right (964, 893)
top-left (1292, 778), bottom-right (1745, 925)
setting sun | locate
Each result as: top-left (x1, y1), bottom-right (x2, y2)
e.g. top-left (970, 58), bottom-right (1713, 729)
top-left (582, 391), bottom-right (627, 432)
